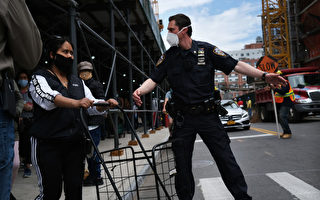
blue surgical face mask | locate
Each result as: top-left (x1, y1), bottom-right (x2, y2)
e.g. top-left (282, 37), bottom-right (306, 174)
top-left (18, 79), bottom-right (28, 88)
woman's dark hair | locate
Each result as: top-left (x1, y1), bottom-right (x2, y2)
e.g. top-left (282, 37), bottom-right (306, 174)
top-left (169, 14), bottom-right (192, 37)
top-left (42, 36), bottom-right (73, 67)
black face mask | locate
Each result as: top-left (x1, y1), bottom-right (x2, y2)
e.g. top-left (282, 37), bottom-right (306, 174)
top-left (53, 54), bottom-right (74, 75)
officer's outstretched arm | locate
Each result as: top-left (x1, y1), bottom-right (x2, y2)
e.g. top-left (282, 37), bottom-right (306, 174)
top-left (234, 61), bottom-right (286, 86)
top-left (133, 78), bottom-right (157, 106)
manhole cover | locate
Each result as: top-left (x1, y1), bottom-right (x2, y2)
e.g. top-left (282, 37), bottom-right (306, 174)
top-left (192, 160), bottom-right (214, 169)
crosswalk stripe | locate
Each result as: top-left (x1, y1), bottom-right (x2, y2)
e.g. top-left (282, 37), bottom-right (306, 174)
top-left (195, 133), bottom-right (273, 143)
top-left (198, 177), bottom-right (233, 200)
top-left (267, 172), bottom-right (320, 200)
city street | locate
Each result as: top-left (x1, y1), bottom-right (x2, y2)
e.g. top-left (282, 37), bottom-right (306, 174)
top-left (12, 116), bottom-right (320, 200)
top-left (192, 116), bottom-right (320, 200)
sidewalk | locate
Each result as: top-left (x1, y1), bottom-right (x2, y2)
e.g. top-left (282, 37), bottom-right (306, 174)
top-left (11, 127), bottom-right (170, 200)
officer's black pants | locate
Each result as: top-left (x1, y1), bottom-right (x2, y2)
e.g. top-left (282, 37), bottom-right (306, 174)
top-left (31, 137), bottom-right (85, 200)
top-left (172, 112), bottom-right (252, 200)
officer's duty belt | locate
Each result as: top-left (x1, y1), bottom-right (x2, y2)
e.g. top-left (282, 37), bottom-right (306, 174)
top-left (180, 102), bottom-right (216, 115)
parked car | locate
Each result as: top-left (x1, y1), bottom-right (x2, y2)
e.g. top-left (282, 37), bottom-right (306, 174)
top-left (219, 100), bottom-right (251, 130)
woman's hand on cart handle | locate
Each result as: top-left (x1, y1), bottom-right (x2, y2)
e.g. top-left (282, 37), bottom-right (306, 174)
top-left (77, 98), bottom-right (94, 109)
top-left (94, 98), bottom-right (119, 112)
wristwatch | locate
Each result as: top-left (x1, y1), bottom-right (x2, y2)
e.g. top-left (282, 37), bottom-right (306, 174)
top-left (261, 72), bottom-right (268, 81)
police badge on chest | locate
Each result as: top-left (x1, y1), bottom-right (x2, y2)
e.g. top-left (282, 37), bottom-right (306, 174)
top-left (197, 48), bottom-right (205, 65)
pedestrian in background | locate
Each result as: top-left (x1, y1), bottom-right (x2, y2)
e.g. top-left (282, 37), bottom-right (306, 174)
top-left (0, 0), bottom-right (42, 199)
top-left (162, 89), bottom-right (173, 137)
top-left (133, 13), bottom-right (286, 200)
top-left (246, 97), bottom-right (252, 119)
top-left (28, 37), bottom-right (117, 199)
top-left (266, 70), bottom-right (294, 139)
top-left (17, 72), bottom-right (33, 178)
top-left (10, 80), bottom-right (24, 200)
top-left (238, 98), bottom-right (244, 108)
top-left (78, 61), bottom-right (105, 186)
top-left (233, 97), bottom-right (238, 103)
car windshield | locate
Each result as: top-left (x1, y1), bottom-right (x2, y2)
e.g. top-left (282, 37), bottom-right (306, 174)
top-left (288, 73), bottom-right (320, 88)
top-left (222, 101), bottom-right (239, 109)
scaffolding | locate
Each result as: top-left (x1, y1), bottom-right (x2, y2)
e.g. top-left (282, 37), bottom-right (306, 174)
top-left (27, 0), bottom-right (169, 148)
top-left (262, 0), bottom-right (292, 68)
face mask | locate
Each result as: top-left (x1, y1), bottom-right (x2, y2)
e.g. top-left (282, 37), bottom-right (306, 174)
top-left (54, 54), bottom-right (74, 75)
top-left (18, 79), bottom-right (28, 88)
top-left (166, 25), bottom-right (191, 47)
top-left (79, 71), bottom-right (92, 81)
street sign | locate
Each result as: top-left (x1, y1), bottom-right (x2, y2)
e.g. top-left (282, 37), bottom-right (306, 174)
top-left (256, 55), bottom-right (279, 73)
top-left (256, 55), bottom-right (281, 138)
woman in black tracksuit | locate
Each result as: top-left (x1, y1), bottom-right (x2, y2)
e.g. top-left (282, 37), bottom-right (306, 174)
top-left (28, 37), bottom-right (117, 200)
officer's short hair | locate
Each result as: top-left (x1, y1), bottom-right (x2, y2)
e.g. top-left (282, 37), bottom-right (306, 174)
top-left (169, 14), bottom-right (192, 37)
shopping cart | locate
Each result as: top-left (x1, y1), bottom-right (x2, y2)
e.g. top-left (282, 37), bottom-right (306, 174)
top-left (80, 103), bottom-right (177, 199)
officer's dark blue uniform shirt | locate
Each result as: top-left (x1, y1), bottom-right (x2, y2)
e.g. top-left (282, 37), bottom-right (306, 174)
top-left (150, 40), bottom-right (238, 104)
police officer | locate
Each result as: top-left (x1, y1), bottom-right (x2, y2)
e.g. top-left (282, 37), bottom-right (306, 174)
top-left (133, 14), bottom-right (286, 200)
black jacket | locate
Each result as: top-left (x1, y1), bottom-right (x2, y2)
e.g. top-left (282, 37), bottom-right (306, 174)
top-left (150, 40), bottom-right (238, 104)
top-left (84, 77), bottom-right (105, 126)
top-left (29, 69), bottom-right (87, 141)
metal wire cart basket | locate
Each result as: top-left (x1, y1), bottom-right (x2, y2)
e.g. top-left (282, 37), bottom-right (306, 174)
top-left (96, 140), bottom-right (178, 200)
top-left (81, 104), bottom-right (178, 200)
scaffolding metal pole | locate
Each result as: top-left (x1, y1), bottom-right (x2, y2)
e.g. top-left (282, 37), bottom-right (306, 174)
top-left (76, 20), bottom-right (100, 81)
top-left (148, 47), bottom-right (154, 131)
top-left (108, 3), bottom-right (119, 149)
top-left (78, 20), bottom-right (166, 95)
top-left (156, 87), bottom-right (159, 128)
top-left (126, 8), bottom-right (135, 141)
top-left (106, 0), bottom-right (158, 66)
top-left (139, 31), bottom-right (147, 135)
top-left (105, 54), bottom-right (117, 99)
top-left (69, 2), bottom-right (78, 75)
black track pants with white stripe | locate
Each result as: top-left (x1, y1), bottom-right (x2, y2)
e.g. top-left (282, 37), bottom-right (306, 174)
top-left (31, 137), bottom-right (85, 200)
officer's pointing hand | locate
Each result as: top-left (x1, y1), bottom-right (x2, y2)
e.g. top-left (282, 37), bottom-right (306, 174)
top-left (265, 73), bottom-right (287, 86)
top-left (133, 89), bottom-right (143, 107)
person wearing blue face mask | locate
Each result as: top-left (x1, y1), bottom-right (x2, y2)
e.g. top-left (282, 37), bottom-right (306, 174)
top-left (17, 71), bottom-right (33, 179)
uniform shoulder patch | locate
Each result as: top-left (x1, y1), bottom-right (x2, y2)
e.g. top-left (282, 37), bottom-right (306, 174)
top-left (156, 54), bottom-right (165, 67)
top-left (213, 47), bottom-right (226, 57)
